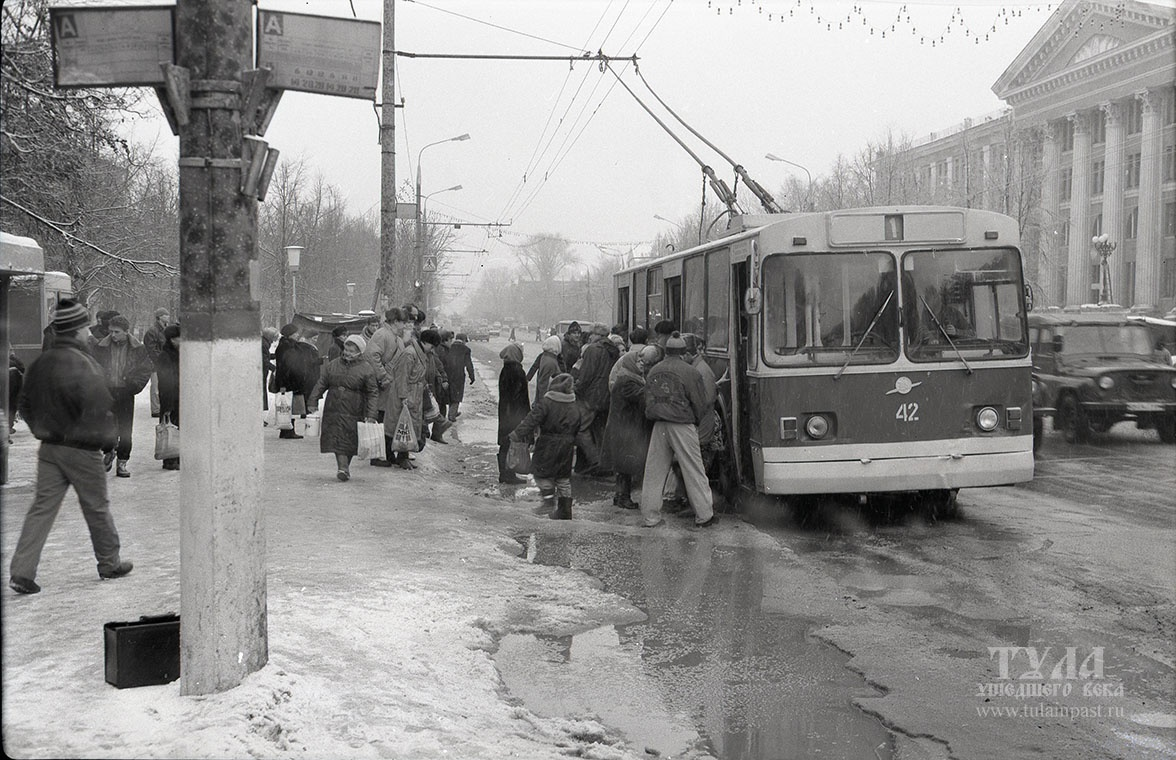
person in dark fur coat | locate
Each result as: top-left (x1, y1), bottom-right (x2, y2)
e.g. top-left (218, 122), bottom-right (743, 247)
top-left (274, 324), bottom-right (321, 440)
top-left (308, 334), bottom-right (379, 482)
top-left (510, 373), bottom-right (583, 520)
top-left (496, 343), bottom-right (530, 484)
top-left (601, 345), bottom-right (660, 509)
top-left (442, 332), bottom-right (476, 421)
top-left (155, 324), bottom-right (181, 470)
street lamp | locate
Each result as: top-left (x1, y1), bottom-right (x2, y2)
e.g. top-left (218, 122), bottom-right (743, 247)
top-left (1091, 234), bottom-right (1117, 306)
top-left (346, 282), bottom-right (356, 314)
top-left (285, 245), bottom-right (303, 316)
top-left (420, 185), bottom-right (462, 313)
top-left (765, 153), bottom-right (813, 211)
top-left (416, 134), bottom-right (470, 304)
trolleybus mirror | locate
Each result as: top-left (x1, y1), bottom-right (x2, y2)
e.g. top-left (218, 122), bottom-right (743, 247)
top-left (744, 286), bottom-right (762, 315)
top-left (1024, 284), bottom-right (1034, 312)
top-left (1052, 335), bottom-right (1064, 353)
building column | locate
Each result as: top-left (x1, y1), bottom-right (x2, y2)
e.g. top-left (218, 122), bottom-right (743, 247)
top-left (1100, 101), bottom-right (1125, 305)
top-left (1039, 121), bottom-right (1062, 307)
top-left (1134, 89), bottom-right (1163, 310)
top-left (980, 144), bottom-right (993, 209)
top-left (1066, 112), bottom-right (1093, 306)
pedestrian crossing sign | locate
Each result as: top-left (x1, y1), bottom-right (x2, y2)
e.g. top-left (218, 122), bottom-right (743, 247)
top-left (422, 256), bottom-right (437, 273)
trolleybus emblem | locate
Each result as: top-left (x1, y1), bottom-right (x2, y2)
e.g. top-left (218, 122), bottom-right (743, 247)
top-left (886, 376), bottom-right (923, 395)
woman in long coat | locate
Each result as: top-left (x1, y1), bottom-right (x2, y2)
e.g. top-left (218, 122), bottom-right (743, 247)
top-left (526, 335), bottom-right (564, 400)
top-left (156, 325), bottom-right (181, 471)
top-left (385, 324), bottom-right (428, 469)
top-left (274, 324), bottom-right (320, 440)
top-left (510, 373), bottom-right (583, 520)
top-left (443, 333), bottom-right (476, 421)
top-left (308, 334), bottom-right (379, 482)
top-left (497, 343), bottom-right (530, 484)
top-left (600, 346), bottom-right (659, 509)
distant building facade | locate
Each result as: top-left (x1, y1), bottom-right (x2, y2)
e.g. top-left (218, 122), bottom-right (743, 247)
top-left (891, 0), bottom-right (1175, 312)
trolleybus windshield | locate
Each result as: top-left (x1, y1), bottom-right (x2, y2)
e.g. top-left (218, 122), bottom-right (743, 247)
top-left (902, 248), bottom-right (1028, 361)
top-left (762, 251), bottom-right (899, 367)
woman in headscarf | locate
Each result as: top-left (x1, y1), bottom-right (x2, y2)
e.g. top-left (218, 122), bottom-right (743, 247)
top-left (510, 373), bottom-right (583, 520)
top-left (308, 334), bottom-right (379, 482)
top-left (385, 319), bottom-right (429, 469)
top-left (601, 345), bottom-right (660, 509)
top-left (497, 342), bottom-right (530, 484)
top-left (526, 334), bottom-right (564, 401)
top-left (156, 324), bottom-right (182, 471)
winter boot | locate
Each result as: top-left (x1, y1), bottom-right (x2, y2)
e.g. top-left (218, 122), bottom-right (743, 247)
top-left (116, 459), bottom-right (130, 478)
top-left (534, 488), bottom-right (557, 516)
top-left (550, 496), bottom-right (573, 520)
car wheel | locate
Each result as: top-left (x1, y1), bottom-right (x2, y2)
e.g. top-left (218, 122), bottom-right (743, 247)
top-left (1158, 415), bottom-right (1176, 444)
top-left (1058, 396), bottom-right (1091, 444)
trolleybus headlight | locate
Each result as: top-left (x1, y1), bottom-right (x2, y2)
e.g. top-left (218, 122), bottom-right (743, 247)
top-left (1097, 375), bottom-right (1114, 390)
top-left (976, 406), bottom-right (1000, 432)
top-left (805, 415), bottom-right (830, 439)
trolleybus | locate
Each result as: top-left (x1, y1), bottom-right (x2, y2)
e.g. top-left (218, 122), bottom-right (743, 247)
top-left (614, 206), bottom-right (1034, 510)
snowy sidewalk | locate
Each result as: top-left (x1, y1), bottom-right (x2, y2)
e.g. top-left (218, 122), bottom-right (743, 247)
top-left (0, 362), bottom-right (683, 760)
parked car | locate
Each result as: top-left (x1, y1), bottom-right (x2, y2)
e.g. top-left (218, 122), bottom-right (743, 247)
top-left (1029, 313), bottom-right (1176, 444)
top-left (467, 326), bottom-right (490, 342)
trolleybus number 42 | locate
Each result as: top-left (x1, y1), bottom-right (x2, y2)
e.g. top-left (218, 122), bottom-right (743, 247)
top-left (896, 402), bottom-right (921, 422)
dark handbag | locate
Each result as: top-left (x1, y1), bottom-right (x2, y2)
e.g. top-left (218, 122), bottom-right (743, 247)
top-left (507, 439), bottom-right (532, 474)
top-left (268, 374), bottom-right (278, 394)
top-left (104, 614), bottom-right (180, 688)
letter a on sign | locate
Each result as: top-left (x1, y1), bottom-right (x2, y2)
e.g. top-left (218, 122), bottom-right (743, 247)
top-left (56, 13), bottom-right (79, 39)
top-left (262, 12), bottom-right (284, 36)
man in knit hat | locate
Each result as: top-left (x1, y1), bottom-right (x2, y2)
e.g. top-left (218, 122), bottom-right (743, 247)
top-left (143, 307), bottom-right (172, 418)
top-left (10, 299), bottom-right (133, 594)
top-left (640, 332), bottom-right (716, 529)
top-left (93, 314), bottom-right (153, 477)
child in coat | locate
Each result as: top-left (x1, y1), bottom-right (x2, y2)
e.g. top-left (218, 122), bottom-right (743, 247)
top-left (509, 373), bottom-right (583, 519)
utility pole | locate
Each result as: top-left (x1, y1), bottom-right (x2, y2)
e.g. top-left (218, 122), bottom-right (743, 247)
top-left (174, 0), bottom-right (267, 694)
top-left (378, 0), bottom-right (396, 310)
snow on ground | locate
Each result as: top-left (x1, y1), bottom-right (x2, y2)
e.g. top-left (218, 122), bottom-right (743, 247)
top-left (0, 352), bottom-right (681, 759)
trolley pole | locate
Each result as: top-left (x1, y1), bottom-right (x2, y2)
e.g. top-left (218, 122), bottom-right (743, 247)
top-left (174, 0), bottom-right (267, 694)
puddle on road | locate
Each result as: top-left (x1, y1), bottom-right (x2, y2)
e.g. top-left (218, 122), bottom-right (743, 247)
top-left (496, 531), bottom-right (894, 759)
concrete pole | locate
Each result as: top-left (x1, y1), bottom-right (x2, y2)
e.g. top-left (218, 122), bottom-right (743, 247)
top-left (174, 0), bottom-right (267, 695)
top-left (379, 0), bottom-right (397, 310)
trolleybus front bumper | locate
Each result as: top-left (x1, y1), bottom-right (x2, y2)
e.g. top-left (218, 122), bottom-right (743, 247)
top-left (756, 436), bottom-right (1033, 495)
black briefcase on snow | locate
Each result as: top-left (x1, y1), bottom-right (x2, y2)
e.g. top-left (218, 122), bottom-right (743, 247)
top-left (104, 614), bottom-right (181, 688)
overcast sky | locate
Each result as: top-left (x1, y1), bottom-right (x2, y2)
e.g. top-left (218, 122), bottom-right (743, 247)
top-left (130, 0), bottom-right (1075, 303)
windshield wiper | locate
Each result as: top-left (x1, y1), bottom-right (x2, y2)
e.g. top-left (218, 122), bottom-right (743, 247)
top-left (918, 295), bottom-right (973, 374)
top-left (835, 290), bottom-right (893, 380)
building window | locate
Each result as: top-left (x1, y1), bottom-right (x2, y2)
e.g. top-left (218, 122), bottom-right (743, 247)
top-left (1126, 206), bottom-right (1139, 239)
top-left (1092, 160), bottom-right (1105, 195)
top-left (1166, 94), bottom-right (1176, 126)
top-left (1091, 110), bottom-right (1106, 144)
top-left (1162, 258), bottom-right (1176, 298)
top-left (1126, 98), bottom-right (1143, 135)
top-left (1062, 221), bottom-right (1070, 247)
top-left (1060, 168), bottom-right (1073, 201)
top-left (1092, 213), bottom-right (1103, 237)
top-left (1165, 144), bottom-right (1176, 182)
top-left (1062, 119), bottom-right (1075, 151)
top-left (1165, 201), bottom-right (1176, 237)
top-left (1126, 153), bottom-right (1142, 188)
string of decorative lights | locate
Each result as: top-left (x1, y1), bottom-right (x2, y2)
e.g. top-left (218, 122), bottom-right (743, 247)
top-left (702, 2), bottom-right (1134, 45)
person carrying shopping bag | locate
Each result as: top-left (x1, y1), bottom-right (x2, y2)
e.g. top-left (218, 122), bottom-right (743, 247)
top-left (307, 334), bottom-right (379, 482)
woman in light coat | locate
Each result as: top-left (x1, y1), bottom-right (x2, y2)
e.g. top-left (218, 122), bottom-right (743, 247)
top-left (385, 321), bottom-right (428, 469)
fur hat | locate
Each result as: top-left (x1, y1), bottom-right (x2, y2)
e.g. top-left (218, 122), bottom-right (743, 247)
top-left (153, 307), bottom-right (170, 319)
top-left (52, 299), bottom-right (90, 334)
top-left (548, 373), bottom-right (574, 394)
top-left (499, 343), bottom-right (523, 364)
top-left (608, 334), bottom-right (626, 349)
top-left (591, 322), bottom-right (609, 336)
top-left (280, 323), bottom-right (298, 338)
top-left (419, 328), bottom-right (442, 346)
top-left (163, 324), bottom-right (180, 341)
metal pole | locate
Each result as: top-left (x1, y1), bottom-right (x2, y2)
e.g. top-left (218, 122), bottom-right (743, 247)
top-left (292, 273), bottom-right (297, 314)
top-left (175, 0), bottom-right (267, 695)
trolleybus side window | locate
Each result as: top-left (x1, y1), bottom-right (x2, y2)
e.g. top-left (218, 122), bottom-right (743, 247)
top-left (683, 254), bottom-right (705, 337)
top-left (646, 267), bottom-right (664, 326)
top-left (705, 250), bottom-right (729, 350)
top-left (902, 248), bottom-right (1028, 360)
top-left (761, 251), bottom-right (898, 366)
top-left (616, 285), bottom-right (630, 332)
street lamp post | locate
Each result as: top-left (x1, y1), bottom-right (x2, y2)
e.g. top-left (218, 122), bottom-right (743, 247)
top-left (420, 185), bottom-right (462, 313)
top-left (1091, 234), bottom-right (1117, 306)
top-left (415, 133), bottom-right (470, 305)
top-left (765, 153), bottom-right (813, 211)
top-left (346, 282), bottom-right (356, 314)
top-left (285, 245), bottom-right (303, 317)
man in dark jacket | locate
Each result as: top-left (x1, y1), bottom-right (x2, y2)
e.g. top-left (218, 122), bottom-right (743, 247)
top-left (574, 322), bottom-right (620, 474)
top-left (10, 300), bottom-right (133, 594)
top-left (640, 332), bottom-right (716, 529)
top-left (93, 315), bottom-right (153, 478)
top-left (274, 324), bottom-right (320, 439)
top-left (143, 307), bottom-right (170, 418)
top-left (442, 332), bottom-right (476, 421)
top-left (262, 326), bottom-right (278, 412)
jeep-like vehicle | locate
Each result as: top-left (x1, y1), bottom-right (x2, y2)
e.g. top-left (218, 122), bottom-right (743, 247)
top-left (1029, 313), bottom-right (1176, 444)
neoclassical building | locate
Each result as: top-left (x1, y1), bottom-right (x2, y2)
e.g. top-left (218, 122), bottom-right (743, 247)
top-left (897, 0), bottom-right (1175, 313)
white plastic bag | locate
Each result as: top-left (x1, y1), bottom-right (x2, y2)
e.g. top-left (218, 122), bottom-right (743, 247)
top-left (274, 392), bottom-right (293, 430)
